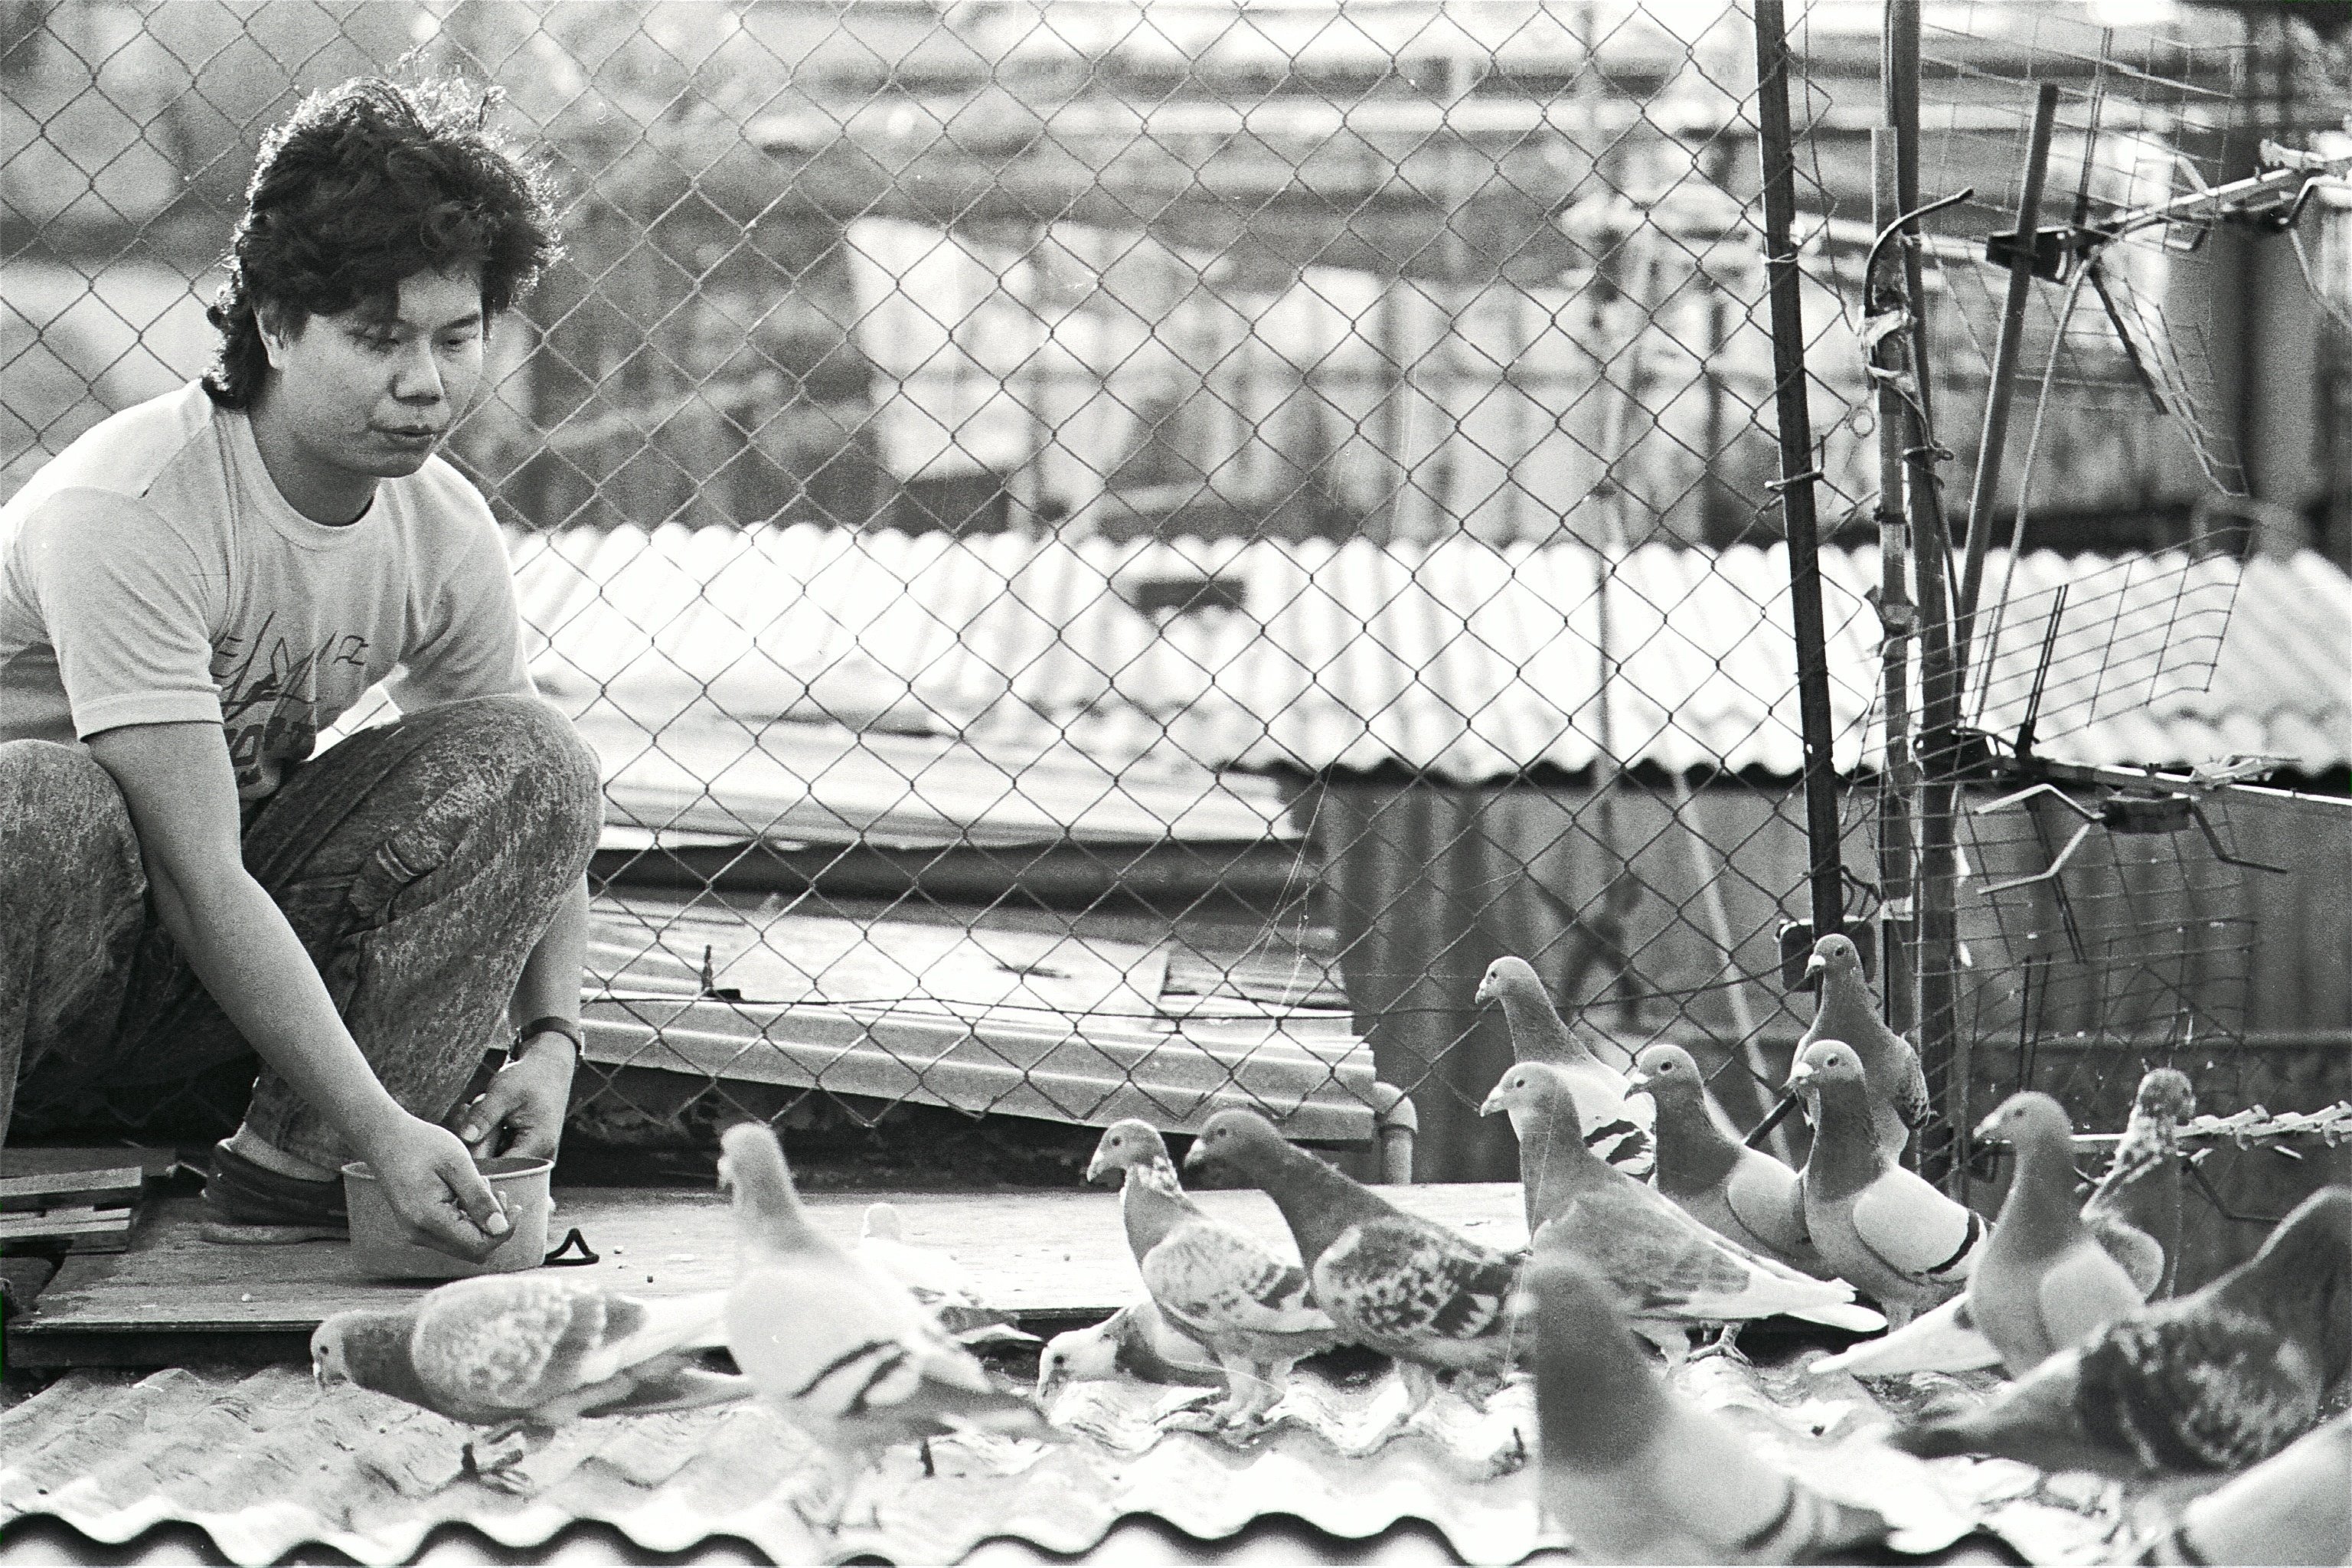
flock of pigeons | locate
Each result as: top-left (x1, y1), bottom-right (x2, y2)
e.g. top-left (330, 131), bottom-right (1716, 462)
top-left (308, 936), bottom-right (2350, 1563)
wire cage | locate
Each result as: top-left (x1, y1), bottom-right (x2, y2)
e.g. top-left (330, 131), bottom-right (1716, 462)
top-left (3, 0), bottom-right (2347, 1207)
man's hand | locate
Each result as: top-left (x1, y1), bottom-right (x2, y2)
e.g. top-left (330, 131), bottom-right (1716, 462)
top-left (360, 1112), bottom-right (512, 1261)
top-left (454, 1037), bottom-right (575, 1162)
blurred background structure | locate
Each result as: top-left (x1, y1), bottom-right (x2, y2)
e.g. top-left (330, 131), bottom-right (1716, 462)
top-left (5, 0), bottom-right (2347, 1233)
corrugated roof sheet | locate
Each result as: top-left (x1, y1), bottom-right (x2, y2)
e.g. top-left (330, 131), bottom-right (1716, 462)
top-left (511, 527), bottom-right (2352, 782)
top-left (583, 893), bottom-right (1377, 1139)
top-left (1, 1355), bottom-right (2118, 1566)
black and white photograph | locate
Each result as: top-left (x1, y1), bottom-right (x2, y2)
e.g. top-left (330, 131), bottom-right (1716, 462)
top-left (2, 1), bottom-right (2347, 1563)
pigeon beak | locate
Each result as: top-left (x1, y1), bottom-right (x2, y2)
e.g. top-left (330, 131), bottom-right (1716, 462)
top-left (1180, 1142), bottom-right (1210, 1174)
top-left (1082, 1153), bottom-right (1112, 1185)
top-left (1785, 1063), bottom-right (1816, 1092)
top-left (1477, 1086), bottom-right (1508, 1118)
top-left (1625, 1071), bottom-right (1657, 1097)
top-left (1804, 954), bottom-right (1827, 980)
top-left (1972, 1112), bottom-right (2004, 1144)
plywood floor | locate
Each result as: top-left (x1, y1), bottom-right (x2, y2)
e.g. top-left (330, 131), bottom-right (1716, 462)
top-left (11, 1181), bottom-right (1529, 1361)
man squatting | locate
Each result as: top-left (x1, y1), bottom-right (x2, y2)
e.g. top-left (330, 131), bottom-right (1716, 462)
top-left (0, 78), bottom-right (600, 1260)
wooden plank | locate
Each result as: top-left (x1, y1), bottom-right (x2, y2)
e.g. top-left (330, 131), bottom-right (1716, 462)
top-left (0, 1168), bottom-right (144, 1212)
top-left (0, 1205), bottom-right (133, 1240)
top-left (13, 1182), bottom-right (1528, 1341)
top-left (0, 1146), bottom-right (178, 1181)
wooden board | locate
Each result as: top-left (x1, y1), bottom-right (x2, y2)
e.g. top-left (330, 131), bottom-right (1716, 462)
top-left (11, 1181), bottom-right (1527, 1351)
top-left (0, 1168), bottom-right (144, 1212)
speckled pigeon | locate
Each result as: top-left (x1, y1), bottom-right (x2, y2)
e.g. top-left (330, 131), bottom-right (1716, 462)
top-left (1484, 1060), bottom-right (1882, 1364)
top-left (2135, 1410), bottom-right (2351, 1566)
top-left (1890, 1186), bottom-right (2351, 1478)
top-left (310, 1275), bottom-right (750, 1469)
top-left (2082, 1068), bottom-right (2196, 1300)
top-left (1478, 956), bottom-right (1654, 1178)
top-left (717, 1122), bottom-right (1053, 1526)
top-left (1085, 1118), bottom-right (1337, 1427)
top-left (1788, 1040), bottom-right (1984, 1330)
top-left (1184, 1108), bottom-right (1521, 1417)
top-left (1629, 1043), bottom-right (1831, 1279)
top-left (1967, 1093), bottom-right (2147, 1377)
top-left (1527, 1246), bottom-right (1895, 1564)
top-left (1802, 935), bottom-right (1932, 1163)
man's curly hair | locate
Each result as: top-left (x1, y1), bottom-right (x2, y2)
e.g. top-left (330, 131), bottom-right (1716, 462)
top-left (203, 77), bottom-right (561, 409)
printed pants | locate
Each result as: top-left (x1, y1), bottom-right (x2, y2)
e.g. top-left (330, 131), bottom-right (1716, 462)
top-left (0, 694), bottom-right (601, 1167)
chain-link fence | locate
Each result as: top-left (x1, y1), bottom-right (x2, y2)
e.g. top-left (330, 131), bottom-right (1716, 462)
top-left (7, 1), bottom-right (2347, 1206)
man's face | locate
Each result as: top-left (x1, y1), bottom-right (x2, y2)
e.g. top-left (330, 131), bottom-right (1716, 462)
top-left (261, 266), bottom-right (488, 485)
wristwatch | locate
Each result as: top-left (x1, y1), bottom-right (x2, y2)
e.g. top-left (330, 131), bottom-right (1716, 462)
top-left (516, 1015), bottom-right (583, 1060)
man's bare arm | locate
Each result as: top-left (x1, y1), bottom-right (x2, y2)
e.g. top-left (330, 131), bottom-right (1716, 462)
top-left (85, 720), bottom-right (508, 1256)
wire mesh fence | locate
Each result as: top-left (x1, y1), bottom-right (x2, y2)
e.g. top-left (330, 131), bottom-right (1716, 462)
top-left (5, 0), bottom-right (2347, 1198)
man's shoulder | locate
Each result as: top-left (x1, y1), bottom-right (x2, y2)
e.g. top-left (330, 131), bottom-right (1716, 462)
top-left (2, 384), bottom-right (218, 525)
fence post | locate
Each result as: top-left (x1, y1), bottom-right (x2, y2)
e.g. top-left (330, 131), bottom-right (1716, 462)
top-left (1887, 0), bottom-right (1968, 1187)
top-left (1749, 0), bottom-right (1847, 948)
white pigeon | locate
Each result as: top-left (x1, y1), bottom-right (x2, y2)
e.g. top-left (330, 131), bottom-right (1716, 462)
top-left (1477, 956), bottom-right (1654, 1178)
top-left (1034, 1298), bottom-right (1224, 1407)
top-left (717, 1122), bottom-right (1053, 1527)
top-left (857, 1201), bottom-right (1037, 1348)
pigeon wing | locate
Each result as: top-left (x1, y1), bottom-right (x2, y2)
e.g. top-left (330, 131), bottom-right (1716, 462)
top-left (2079, 1308), bottom-right (2327, 1473)
top-left (1315, 1217), bottom-right (1515, 1345)
top-left (1897, 1046), bottom-right (1934, 1131)
top-left (1549, 1184), bottom-right (1753, 1314)
top-left (1141, 1221), bottom-right (1332, 1338)
top-left (409, 1275), bottom-right (611, 1416)
top-left (2034, 1240), bottom-right (2148, 1353)
top-left (1850, 1171), bottom-right (1982, 1281)
top-left (1720, 1153), bottom-right (1813, 1262)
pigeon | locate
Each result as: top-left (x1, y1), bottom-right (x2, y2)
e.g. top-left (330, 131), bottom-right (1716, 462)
top-left (309, 1275), bottom-right (751, 1472)
top-left (1084, 1118), bottom-right (1338, 1427)
top-left (1526, 1244), bottom-right (1895, 1564)
top-left (1819, 1096), bottom-right (2157, 1380)
top-left (716, 1122), bottom-right (1053, 1524)
top-left (2135, 1410), bottom-right (2351, 1566)
top-left (1889, 1186), bottom-right (2351, 1478)
top-left (1966, 1092), bottom-right (2147, 1378)
top-left (1477, 956), bottom-right (1654, 1177)
top-left (2082, 1068), bottom-right (2195, 1300)
top-left (1787, 1040), bottom-right (1985, 1330)
top-left (1034, 1298), bottom-right (1224, 1406)
top-left (1485, 1060), bottom-right (1882, 1364)
top-left (1628, 1043), bottom-right (1831, 1279)
top-left (1184, 1108), bottom-right (1521, 1416)
top-left (857, 1201), bottom-right (1037, 1348)
top-left (1802, 935), bottom-right (1932, 1163)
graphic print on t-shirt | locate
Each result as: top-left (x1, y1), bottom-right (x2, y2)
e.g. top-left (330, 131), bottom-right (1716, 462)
top-left (211, 612), bottom-right (372, 793)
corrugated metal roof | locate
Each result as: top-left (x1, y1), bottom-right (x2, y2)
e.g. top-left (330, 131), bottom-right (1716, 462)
top-left (0, 1354), bottom-right (2116, 1566)
top-left (583, 892), bottom-right (1378, 1139)
top-left (511, 527), bottom-right (2351, 782)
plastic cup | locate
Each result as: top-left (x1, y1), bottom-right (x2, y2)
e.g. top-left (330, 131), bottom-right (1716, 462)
top-left (339, 1155), bottom-right (553, 1279)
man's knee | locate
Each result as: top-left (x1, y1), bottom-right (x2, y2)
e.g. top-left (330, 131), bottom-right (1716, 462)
top-left (0, 740), bottom-right (138, 881)
top-left (441, 696), bottom-right (603, 866)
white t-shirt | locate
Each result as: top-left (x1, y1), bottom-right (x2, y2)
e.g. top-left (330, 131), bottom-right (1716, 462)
top-left (0, 381), bottom-right (535, 799)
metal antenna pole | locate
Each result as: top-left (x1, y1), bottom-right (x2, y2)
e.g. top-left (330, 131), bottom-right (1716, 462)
top-left (1751, 0), bottom-right (1847, 946)
top-left (1955, 82), bottom-right (2062, 683)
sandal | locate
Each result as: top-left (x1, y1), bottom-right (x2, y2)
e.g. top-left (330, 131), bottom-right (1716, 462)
top-left (200, 1138), bottom-right (348, 1243)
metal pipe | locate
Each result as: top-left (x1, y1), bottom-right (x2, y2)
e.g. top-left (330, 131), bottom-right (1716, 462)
top-left (1955, 82), bottom-right (2063, 681)
top-left (1887, 2), bottom-right (1968, 1189)
top-left (1869, 128), bottom-right (1919, 1040)
top-left (1749, 0), bottom-right (1848, 947)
